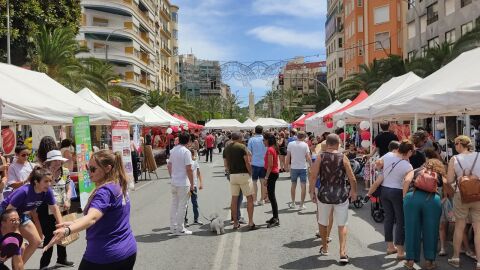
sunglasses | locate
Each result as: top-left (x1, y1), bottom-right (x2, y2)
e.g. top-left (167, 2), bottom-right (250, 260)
top-left (20, 153), bottom-right (29, 157)
top-left (86, 165), bottom-right (98, 173)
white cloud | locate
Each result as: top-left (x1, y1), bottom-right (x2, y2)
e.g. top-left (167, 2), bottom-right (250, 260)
top-left (247, 26), bottom-right (324, 50)
top-left (252, 0), bottom-right (327, 18)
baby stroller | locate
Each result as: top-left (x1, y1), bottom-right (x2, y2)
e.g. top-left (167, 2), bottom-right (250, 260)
top-left (368, 191), bottom-right (384, 223)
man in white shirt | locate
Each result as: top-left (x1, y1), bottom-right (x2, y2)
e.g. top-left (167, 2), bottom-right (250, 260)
top-left (286, 131), bottom-right (312, 210)
top-left (168, 132), bottom-right (194, 235)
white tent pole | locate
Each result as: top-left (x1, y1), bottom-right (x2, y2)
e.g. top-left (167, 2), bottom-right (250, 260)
top-left (445, 116), bottom-right (449, 163)
top-left (413, 114), bottom-right (418, 132)
top-left (369, 117), bottom-right (373, 154)
top-left (465, 114), bottom-right (471, 137)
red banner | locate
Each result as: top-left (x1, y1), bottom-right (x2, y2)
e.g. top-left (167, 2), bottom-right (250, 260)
top-left (1, 127), bottom-right (16, 155)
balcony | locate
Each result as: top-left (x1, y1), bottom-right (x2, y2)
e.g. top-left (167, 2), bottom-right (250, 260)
top-left (160, 7), bottom-right (171, 21)
top-left (162, 65), bottom-right (172, 75)
top-left (140, 31), bottom-right (150, 44)
top-left (161, 45), bottom-right (172, 56)
top-left (124, 21), bottom-right (133, 30)
top-left (140, 52), bottom-right (150, 64)
top-left (160, 26), bottom-right (172, 38)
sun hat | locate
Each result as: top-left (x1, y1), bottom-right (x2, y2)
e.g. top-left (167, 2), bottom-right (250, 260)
top-left (45, 150), bottom-right (68, 163)
top-left (0, 232), bottom-right (23, 258)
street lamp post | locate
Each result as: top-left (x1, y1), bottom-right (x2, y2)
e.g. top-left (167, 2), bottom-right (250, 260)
top-left (105, 28), bottom-right (128, 61)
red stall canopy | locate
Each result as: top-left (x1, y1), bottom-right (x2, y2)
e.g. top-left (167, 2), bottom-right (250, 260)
top-left (291, 112), bottom-right (316, 128)
top-left (173, 114), bottom-right (203, 130)
top-left (322, 91), bottom-right (369, 122)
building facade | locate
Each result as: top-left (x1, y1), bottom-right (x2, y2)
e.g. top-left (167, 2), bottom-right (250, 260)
top-left (179, 54), bottom-right (227, 99)
top-left (326, 0), bottom-right (345, 93)
top-left (280, 58), bottom-right (327, 112)
top-left (77, 0), bottom-right (179, 94)
top-left (405, 0), bottom-right (480, 60)
top-left (343, 0), bottom-right (405, 77)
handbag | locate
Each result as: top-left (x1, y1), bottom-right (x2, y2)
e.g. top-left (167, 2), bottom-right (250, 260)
top-left (456, 153), bottom-right (480, 203)
top-left (413, 167), bottom-right (438, 193)
top-left (58, 213), bottom-right (79, 247)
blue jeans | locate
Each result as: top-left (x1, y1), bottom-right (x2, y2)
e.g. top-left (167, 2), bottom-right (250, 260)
top-left (251, 166), bottom-right (265, 181)
top-left (185, 187), bottom-right (199, 222)
top-left (290, 169), bottom-right (307, 183)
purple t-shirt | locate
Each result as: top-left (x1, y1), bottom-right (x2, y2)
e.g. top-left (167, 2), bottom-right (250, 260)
top-left (1, 184), bottom-right (55, 213)
top-left (84, 183), bottom-right (136, 264)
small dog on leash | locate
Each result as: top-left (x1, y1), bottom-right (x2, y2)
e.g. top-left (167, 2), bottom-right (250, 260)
top-left (209, 213), bottom-right (225, 235)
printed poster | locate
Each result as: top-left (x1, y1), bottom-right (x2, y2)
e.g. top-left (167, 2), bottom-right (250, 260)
top-left (74, 116), bottom-right (94, 209)
top-left (1, 126), bottom-right (16, 155)
top-left (132, 124), bottom-right (141, 152)
top-left (111, 121), bottom-right (134, 190)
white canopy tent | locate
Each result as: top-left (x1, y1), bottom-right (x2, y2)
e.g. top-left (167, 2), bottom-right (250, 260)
top-left (334, 72), bottom-right (422, 122)
top-left (205, 119), bottom-right (242, 130)
top-left (132, 104), bottom-right (170, 126)
top-left (368, 48), bottom-right (480, 119)
top-left (254, 118), bottom-right (289, 128)
top-left (240, 118), bottom-right (257, 130)
top-left (152, 106), bottom-right (185, 126)
top-left (77, 88), bottom-right (143, 124)
top-left (0, 63), bottom-right (119, 125)
top-left (305, 100), bottom-right (350, 134)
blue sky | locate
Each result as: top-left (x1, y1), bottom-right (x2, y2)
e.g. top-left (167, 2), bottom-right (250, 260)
top-left (174, 0), bottom-right (327, 105)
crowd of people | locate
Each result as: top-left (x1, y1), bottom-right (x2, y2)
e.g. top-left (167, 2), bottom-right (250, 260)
top-left (0, 136), bottom-right (136, 270)
top-left (165, 122), bottom-right (480, 270)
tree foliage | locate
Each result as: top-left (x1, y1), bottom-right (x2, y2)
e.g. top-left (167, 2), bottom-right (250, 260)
top-left (0, 0), bottom-right (81, 65)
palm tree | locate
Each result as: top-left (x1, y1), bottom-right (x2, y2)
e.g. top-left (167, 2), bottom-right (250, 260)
top-left (338, 59), bottom-right (384, 100)
top-left (34, 26), bottom-right (84, 81)
top-left (204, 95), bottom-right (223, 120)
top-left (223, 92), bottom-right (240, 119)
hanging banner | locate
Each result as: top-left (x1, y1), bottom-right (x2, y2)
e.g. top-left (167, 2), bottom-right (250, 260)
top-left (1, 127), bottom-right (16, 155)
top-left (74, 116), bottom-right (94, 209)
top-left (111, 121), bottom-right (134, 190)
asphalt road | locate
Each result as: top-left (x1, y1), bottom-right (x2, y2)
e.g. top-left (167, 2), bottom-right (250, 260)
top-left (24, 151), bottom-right (475, 270)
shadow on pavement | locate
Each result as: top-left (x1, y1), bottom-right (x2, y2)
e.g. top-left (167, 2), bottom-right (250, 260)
top-left (135, 232), bottom-right (177, 243)
top-left (151, 227), bottom-right (170, 232)
top-left (283, 237), bottom-right (319, 249)
top-left (367, 241), bottom-right (387, 252)
top-left (280, 253), bottom-right (400, 270)
top-left (265, 208), bottom-right (300, 215)
top-left (297, 210), bottom-right (317, 216)
top-left (279, 255), bottom-right (337, 269)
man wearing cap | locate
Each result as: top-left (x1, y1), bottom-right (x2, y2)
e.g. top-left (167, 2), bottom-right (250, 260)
top-left (0, 209), bottom-right (24, 270)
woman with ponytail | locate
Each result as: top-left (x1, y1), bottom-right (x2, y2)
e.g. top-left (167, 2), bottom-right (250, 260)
top-left (46, 150), bottom-right (137, 270)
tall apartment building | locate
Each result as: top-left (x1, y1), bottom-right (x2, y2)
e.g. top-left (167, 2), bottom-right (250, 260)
top-left (179, 54), bottom-right (228, 99)
top-left (76, 0), bottom-right (179, 94)
top-left (326, 0), bottom-right (345, 93)
top-left (343, 0), bottom-right (405, 78)
top-left (279, 58), bottom-right (327, 112)
top-left (405, 0), bottom-right (480, 60)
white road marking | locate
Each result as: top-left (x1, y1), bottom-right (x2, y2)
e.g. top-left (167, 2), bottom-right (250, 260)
top-left (212, 211), bottom-right (231, 270)
top-left (228, 228), bottom-right (241, 270)
top-left (134, 180), bottom-right (154, 191)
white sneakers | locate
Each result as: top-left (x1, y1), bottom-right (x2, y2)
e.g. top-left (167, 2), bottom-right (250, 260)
top-left (288, 202), bottom-right (296, 209)
top-left (299, 204), bottom-right (307, 210)
top-left (174, 229), bottom-right (193, 236)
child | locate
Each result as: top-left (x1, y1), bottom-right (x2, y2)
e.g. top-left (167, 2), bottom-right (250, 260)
top-left (185, 148), bottom-right (203, 226)
top-left (363, 141), bottom-right (400, 202)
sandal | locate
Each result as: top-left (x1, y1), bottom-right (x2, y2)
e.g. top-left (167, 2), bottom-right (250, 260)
top-left (319, 246), bottom-right (329, 256)
top-left (386, 248), bottom-right (398, 255)
top-left (466, 250), bottom-right (477, 260)
top-left (476, 262), bottom-right (480, 270)
top-left (233, 224), bottom-right (240, 230)
top-left (403, 261), bottom-right (415, 270)
top-left (248, 224), bottom-right (258, 231)
top-left (447, 257), bottom-right (460, 268)
top-left (438, 249), bottom-right (447, 256)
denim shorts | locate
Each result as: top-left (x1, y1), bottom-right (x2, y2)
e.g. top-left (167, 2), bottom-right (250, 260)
top-left (290, 169), bottom-right (307, 183)
top-left (251, 166), bottom-right (265, 181)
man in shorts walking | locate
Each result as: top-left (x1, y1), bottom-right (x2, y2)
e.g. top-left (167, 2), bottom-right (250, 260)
top-left (285, 131), bottom-right (312, 210)
top-left (224, 132), bottom-right (256, 230)
top-left (247, 125), bottom-right (267, 205)
top-left (309, 134), bottom-right (357, 264)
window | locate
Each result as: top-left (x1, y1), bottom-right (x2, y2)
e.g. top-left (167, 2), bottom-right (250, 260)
top-left (461, 21), bottom-right (474, 36)
top-left (171, 12), bottom-right (178, 22)
top-left (445, 29), bottom-right (456, 44)
top-left (407, 51), bottom-right (416, 61)
top-left (427, 3), bottom-right (438, 25)
top-left (358, 40), bottom-right (364, 56)
top-left (339, 57), bottom-right (343, 68)
top-left (339, 77), bottom-right (344, 83)
top-left (92, 17), bottom-right (109, 27)
top-left (407, 22), bottom-right (416, 39)
top-left (358, 16), bottom-right (363, 32)
top-left (461, 0), bottom-right (472, 8)
top-left (357, 0), bottom-right (362, 7)
top-left (445, 0), bottom-right (455, 16)
top-left (428, 37), bottom-right (439, 49)
top-left (408, 0), bottom-right (416, 10)
top-left (338, 37), bottom-right (343, 48)
top-left (375, 32), bottom-right (390, 50)
top-left (420, 15), bottom-right (427, 33)
top-left (374, 5), bottom-right (390, 24)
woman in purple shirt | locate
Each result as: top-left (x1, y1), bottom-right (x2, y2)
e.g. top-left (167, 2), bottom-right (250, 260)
top-left (1, 167), bottom-right (62, 264)
top-left (48, 150), bottom-right (137, 270)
